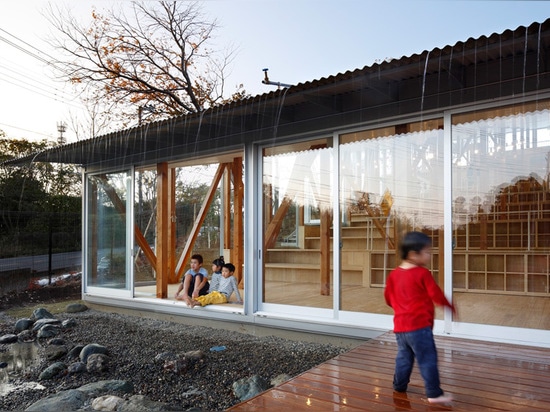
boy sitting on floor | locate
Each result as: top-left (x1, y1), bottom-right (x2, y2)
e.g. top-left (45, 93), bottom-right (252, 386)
top-left (190, 263), bottom-right (242, 307)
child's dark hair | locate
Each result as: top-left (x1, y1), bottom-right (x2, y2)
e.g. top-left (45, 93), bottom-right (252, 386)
top-left (191, 254), bottom-right (203, 264)
top-left (399, 231), bottom-right (432, 260)
top-left (223, 263), bottom-right (236, 273)
top-left (212, 256), bottom-right (225, 267)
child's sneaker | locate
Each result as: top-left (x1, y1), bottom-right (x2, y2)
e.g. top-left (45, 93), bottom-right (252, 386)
top-left (428, 393), bottom-right (453, 404)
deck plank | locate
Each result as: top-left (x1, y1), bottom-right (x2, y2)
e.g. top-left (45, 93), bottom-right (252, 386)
top-left (228, 332), bottom-right (550, 411)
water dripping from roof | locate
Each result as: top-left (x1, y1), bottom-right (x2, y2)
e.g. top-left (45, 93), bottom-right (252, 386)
top-left (420, 51), bottom-right (430, 115)
top-left (521, 27), bottom-right (529, 95)
top-left (0, 341), bottom-right (44, 396)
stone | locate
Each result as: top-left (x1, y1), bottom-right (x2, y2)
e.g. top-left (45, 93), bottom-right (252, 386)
top-left (183, 350), bottom-right (205, 361)
top-left (232, 375), bottom-right (269, 401)
top-left (67, 361), bottom-right (87, 374)
top-left (67, 344), bottom-right (84, 361)
top-left (80, 343), bottom-right (108, 363)
top-left (37, 325), bottom-right (60, 339)
top-left (32, 319), bottom-right (61, 332)
top-left (25, 389), bottom-right (87, 412)
top-left (117, 394), bottom-right (183, 411)
top-left (30, 308), bottom-right (54, 321)
top-left (61, 318), bottom-right (77, 328)
top-left (14, 318), bottom-right (34, 332)
top-left (44, 345), bottom-right (67, 361)
top-left (0, 334), bottom-right (18, 344)
top-left (65, 303), bottom-right (88, 313)
top-left (91, 394), bottom-right (125, 411)
top-left (17, 330), bottom-right (34, 342)
top-left (38, 362), bottom-right (67, 380)
top-left (87, 353), bottom-right (109, 373)
top-left (77, 380), bottom-right (134, 397)
top-left (271, 373), bottom-right (291, 386)
top-left (154, 351), bottom-right (177, 362)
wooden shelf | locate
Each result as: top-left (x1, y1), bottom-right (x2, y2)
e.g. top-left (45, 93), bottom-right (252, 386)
top-left (452, 251), bottom-right (549, 295)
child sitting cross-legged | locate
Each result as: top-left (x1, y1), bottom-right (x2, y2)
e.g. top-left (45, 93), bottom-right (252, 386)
top-left (190, 263), bottom-right (242, 308)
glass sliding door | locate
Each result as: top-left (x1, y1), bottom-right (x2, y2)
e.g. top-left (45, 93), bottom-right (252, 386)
top-left (339, 120), bottom-right (444, 316)
top-left (86, 171), bottom-right (132, 295)
top-left (452, 101), bottom-right (550, 330)
top-left (262, 138), bottom-right (334, 312)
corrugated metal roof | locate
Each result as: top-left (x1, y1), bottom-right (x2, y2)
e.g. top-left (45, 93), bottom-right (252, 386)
top-left (5, 17), bottom-right (550, 168)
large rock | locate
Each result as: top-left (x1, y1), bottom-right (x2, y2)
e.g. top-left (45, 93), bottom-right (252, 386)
top-left (91, 395), bottom-right (125, 411)
top-left (67, 344), bottom-right (84, 361)
top-left (80, 343), bottom-right (108, 363)
top-left (0, 334), bottom-right (18, 344)
top-left (77, 379), bottom-right (134, 397)
top-left (65, 303), bottom-right (88, 313)
top-left (25, 389), bottom-right (87, 412)
top-left (15, 318), bottom-right (34, 332)
top-left (117, 394), bottom-right (183, 411)
top-left (30, 308), bottom-right (54, 321)
top-left (86, 353), bottom-right (109, 373)
top-left (37, 325), bottom-right (60, 339)
top-left (232, 375), bottom-right (269, 401)
top-left (32, 319), bottom-right (61, 332)
top-left (44, 345), bottom-right (67, 361)
top-left (38, 362), bottom-right (67, 380)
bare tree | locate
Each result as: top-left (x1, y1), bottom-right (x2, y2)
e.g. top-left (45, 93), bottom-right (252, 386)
top-left (47, 1), bottom-right (247, 130)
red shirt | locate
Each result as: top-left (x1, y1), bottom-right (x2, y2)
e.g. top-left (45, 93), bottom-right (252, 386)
top-left (384, 265), bottom-right (454, 333)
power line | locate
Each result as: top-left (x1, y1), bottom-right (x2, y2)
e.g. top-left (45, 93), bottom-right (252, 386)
top-left (0, 122), bottom-right (54, 139)
top-left (0, 74), bottom-right (83, 111)
top-left (0, 60), bottom-right (73, 99)
top-left (0, 28), bottom-right (58, 66)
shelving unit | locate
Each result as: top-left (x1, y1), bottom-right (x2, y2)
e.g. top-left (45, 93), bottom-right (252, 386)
top-left (452, 177), bottom-right (550, 296)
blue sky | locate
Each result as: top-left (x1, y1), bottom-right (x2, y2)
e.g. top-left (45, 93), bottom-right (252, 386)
top-left (1, 0), bottom-right (549, 142)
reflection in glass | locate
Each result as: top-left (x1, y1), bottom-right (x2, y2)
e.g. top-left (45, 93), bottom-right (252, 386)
top-left (339, 120), bottom-right (444, 314)
top-left (452, 102), bottom-right (550, 329)
top-left (87, 172), bottom-right (130, 289)
top-left (263, 138), bottom-right (334, 308)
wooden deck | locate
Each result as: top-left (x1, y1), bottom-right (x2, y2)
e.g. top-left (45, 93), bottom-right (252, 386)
top-left (228, 332), bottom-right (550, 411)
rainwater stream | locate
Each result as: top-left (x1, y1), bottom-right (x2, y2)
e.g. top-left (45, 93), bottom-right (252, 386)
top-left (0, 341), bottom-right (44, 396)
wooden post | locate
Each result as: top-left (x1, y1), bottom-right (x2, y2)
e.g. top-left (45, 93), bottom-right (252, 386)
top-left (156, 162), bottom-right (169, 298)
top-left (320, 208), bottom-right (331, 295)
top-left (232, 157), bottom-right (244, 284)
top-left (168, 168), bottom-right (176, 286)
top-left (223, 165), bottom-right (231, 251)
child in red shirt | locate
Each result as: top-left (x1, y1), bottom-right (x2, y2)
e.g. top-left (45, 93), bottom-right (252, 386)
top-left (384, 231), bottom-right (455, 404)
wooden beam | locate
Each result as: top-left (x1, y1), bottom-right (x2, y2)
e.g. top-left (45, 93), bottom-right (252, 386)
top-left (223, 166), bottom-right (231, 250)
top-left (168, 168), bottom-right (176, 286)
top-left (174, 163), bottom-right (228, 282)
top-left (135, 226), bottom-right (156, 271)
top-left (232, 157), bottom-right (244, 284)
top-left (320, 208), bottom-right (331, 295)
top-left (90, 182), bottom-right (98, 281)
top-left (264, 196), bottom-right (292, 249)
top-left (156, 162), bottom-right (169, 298)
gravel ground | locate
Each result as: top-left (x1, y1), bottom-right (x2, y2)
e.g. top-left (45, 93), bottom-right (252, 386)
top-left (0, 284), bottom-right (347, 411)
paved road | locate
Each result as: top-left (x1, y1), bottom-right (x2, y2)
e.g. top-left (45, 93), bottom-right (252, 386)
top-left (0, 251), bottom-right (82, 273)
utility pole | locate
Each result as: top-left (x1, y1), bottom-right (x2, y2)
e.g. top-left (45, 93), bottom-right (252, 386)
top-left (57, 121), bottom-right (67, 145)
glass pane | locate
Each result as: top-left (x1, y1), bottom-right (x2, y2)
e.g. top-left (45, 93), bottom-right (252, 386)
top-left (87, 172), bottom-right (130, 289)
top-left (174, 164), bottom-right (223, 267)
top-left (134, 169), bottom-right (157, 283)
top-left (452, 101), bottom-right (550, 329)
top-left (263, 138), bottom-right (334, 308)
top-left (340, 120), bottom-right (444, 315)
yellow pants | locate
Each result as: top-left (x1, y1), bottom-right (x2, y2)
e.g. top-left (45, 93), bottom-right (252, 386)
top-left (194, 291), bottom-right (228, 306)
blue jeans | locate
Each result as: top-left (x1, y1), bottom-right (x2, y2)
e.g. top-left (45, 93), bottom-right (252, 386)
top-left (393, 327), bottom-right (443, 399)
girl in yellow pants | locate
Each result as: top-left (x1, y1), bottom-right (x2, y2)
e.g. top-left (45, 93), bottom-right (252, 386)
top-left (191, 263), bottom-right (242, 307)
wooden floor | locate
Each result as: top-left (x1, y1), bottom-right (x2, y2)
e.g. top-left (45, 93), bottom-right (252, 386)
top-left (228, 331), bottom-right (550, 411)
top-left (135, 281), bottom-right (550, 329)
